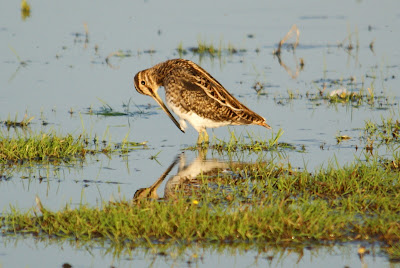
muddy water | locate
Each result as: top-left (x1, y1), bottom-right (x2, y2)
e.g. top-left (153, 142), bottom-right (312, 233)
top-left (1, 0), bottom-right (400, 267)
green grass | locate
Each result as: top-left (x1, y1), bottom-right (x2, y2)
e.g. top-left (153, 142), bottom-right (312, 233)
top-left (0, 129), bottom-right (146, 164)
top-left (186, 129), bottom-right (295, 152)
top-left (1, 114), bottom-right (34, 128)
top-left (274, 72), bottom-right (395, 110)
top-left (2, 115), bottom-right (400, 262)
top-left (0, 131), bottom-right (86, 164)
top-left (87, 99), bottom-right (150, 117)
top-left (2, 153), bottom-right (400, 248)
top-left (362, 116), bottom-right (400, 145)
top-left (178, 38), bottom-right (246, 59)
top-left (285, 86), bottom-right (393, 109)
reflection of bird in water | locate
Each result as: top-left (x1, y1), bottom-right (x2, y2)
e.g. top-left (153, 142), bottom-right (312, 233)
top-left (132, 156), bottom-right (179, 201)
top-left (132, 152), bottom-right (231, 201)
top-left (164, 153), bottom-right (230, 199)
top-left (134, 59), bottom-right (271, 144)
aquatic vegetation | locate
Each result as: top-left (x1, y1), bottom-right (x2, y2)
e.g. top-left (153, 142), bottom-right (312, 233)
top-left (176, 42), bottom-right (187, 57)
top-left (88, 103), bottom-right (129, 117)
top-left (0, 129), bottom-right (146, 165)
top-left (2, 153), bottom-right (400, 256)
top-left (272, 24), bottom-right (300, 56)
top-left (189, 39), bottom-right (217, 57)
top-left (0, 131), bottom-right (86, 164)
top-left (252, 82), bottom-right (266, 95)
top-left (337, 25), bottom-right (360, 52)
top-left (362, 116), bottom-right (400, 145)
top-left (20, 0), bottom-right (31, 20)
top-left (275, 80), bottom-right (395, 110)
top-left (335, 134), bottom-right (351, 144)
top-left (177, 38), bottom-right (246, 59)
top-left (185, 129), bottom-right (292, 152)
top-left (357, 115), bottom-right (400, 157)
top-left (1, 114), bottom-right (34, 128)
top-left (87, 99), bottom-right (153, 117)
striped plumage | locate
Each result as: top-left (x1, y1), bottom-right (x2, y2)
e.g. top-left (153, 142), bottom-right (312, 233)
top-left (134, 59), bottom-right (271, 144)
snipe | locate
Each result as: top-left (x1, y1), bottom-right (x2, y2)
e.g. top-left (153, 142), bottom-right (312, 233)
top-left (134, 59), bottom-right (271, 144)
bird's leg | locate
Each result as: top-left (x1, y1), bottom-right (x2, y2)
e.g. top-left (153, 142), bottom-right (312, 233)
top-left (203, 130), bottom-right (209, 144)
top-left (196, 129), bottom-right (209, 145)
top-left (196, 132), bottom-right (204, 145)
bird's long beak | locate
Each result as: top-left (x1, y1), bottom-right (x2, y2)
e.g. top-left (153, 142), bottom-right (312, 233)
top-left (150, 91), bottom-right (185, 133)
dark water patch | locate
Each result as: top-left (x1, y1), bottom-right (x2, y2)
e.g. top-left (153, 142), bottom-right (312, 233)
top-left (77, 179), bottom-right (124, 185)
top-left (143, 49), bottom-right (156, 54)
top-left (312, 77), bottom-right (359, 88)
top-left (86, 103), bottom-right (155, 118)
top-left (386, 64), bottom-right (400, 69)
top-left (263, 43), bottom-right (349, 50)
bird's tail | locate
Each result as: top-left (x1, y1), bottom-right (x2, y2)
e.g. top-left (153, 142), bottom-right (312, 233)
top-left (257, 121), bottom-right (272, 129)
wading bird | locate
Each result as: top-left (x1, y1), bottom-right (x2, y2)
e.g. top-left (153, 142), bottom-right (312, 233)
top-left (134, 59), bottom-right (271, 144)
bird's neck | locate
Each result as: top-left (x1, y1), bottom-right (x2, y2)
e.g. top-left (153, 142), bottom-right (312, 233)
top-left (150, 61), bottom-right (170, 85)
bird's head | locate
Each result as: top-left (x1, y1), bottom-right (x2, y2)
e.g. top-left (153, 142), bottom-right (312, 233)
top-left (134, 70), bottom-right (159, 97)
top-left (133, 69), bottom-right (185, 133)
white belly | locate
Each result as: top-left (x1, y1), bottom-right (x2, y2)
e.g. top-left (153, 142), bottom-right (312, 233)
top-left (167, 102), bottom-right (230, 133)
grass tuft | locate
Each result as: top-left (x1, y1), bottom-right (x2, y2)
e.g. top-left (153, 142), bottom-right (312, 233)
top-left (0, 130), bottom-right (146, 165)
top-left (2, 154), bottom-right (400, 247)
top-left (1, 114), bottom-right (34, 128)
top-left (178, 38), bottom-right (246, 59)
top-left (186, 129), bottom-right (294, 152)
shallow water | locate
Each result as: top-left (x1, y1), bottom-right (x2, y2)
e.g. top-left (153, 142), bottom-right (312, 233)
top-left (0, 235), bottom-right (395, 268)
top-left (1, 0), bottom-right (400, 266)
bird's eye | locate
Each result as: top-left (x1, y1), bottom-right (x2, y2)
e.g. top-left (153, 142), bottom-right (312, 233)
top-left (141, 81), bottom-right (145, 85)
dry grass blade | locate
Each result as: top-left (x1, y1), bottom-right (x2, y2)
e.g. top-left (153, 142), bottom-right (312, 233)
top-left (105, 51), bottom-right (121, 69)
top-left (274, 24), bottom-right (300, 56)
top-left (272, 25), bottom-right (301, 79)
top-left (83, 22), bottom-right (89, 48)
top-left (35, 195), bottom-right (45, 214)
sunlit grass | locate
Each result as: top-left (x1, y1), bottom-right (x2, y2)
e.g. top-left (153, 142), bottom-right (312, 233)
top-left (177, 38), bottom-right (246, 59)
top-left (363, 116), bottom-right (400, 145)
top-left (271, 72), bottom-right (395, 110)
top-left (0, 129), bottom-right (146, 165)
top-left (1, 114), bottom-right (34, 128)
top-left (1, 118), bottom-right (400, 261)
top-left (1, 153), bottom-right (400, 248)
top-left (0, 131), bottom-right (86, 164)
top-left (186, 129), bottom-right (293, 152)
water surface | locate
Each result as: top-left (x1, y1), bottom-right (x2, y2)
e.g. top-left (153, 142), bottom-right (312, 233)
top-left (1, 0), bottom-right (400, 266)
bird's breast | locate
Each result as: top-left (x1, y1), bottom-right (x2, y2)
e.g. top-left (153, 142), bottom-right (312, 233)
top-left (166, 98), bottom-right (230, 132)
